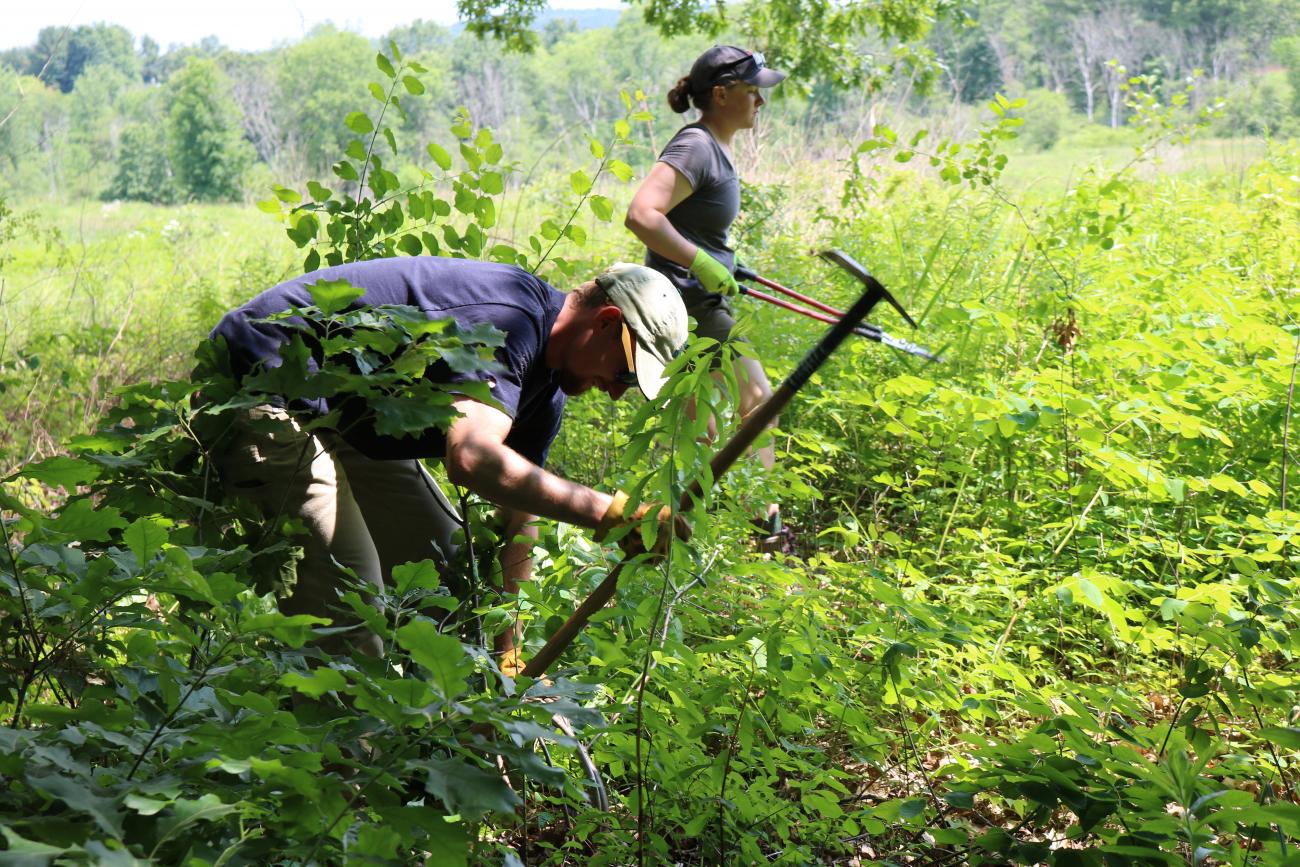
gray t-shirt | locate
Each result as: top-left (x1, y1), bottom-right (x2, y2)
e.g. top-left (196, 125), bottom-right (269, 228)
top-left (647, 124), bottom-right (739, 274)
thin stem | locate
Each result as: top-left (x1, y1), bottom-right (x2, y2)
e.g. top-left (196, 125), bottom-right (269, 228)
top-left (355, 67), bottom-right (402, 210)
top-left (715, 659), bottom-right (759, 864)
top-left (0, 505), bottom-right (41, 664)
top-left (635, 418), bottom-right (684, 867)
top-left (890, 668), bottom-right (948, 824)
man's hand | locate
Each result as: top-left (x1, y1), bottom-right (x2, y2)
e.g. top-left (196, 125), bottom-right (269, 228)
top-left (499, 646), bottom-right (526, 678)
top-left (594, 490), bottom-right (692, 558)
top-left (690, 248), bottom-right (740, 297)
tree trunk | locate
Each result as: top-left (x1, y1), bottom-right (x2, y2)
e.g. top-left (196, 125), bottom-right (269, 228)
top-left (42, 116), bottom-right (58, 198)
top-left (1074, 45), bottom-right (1096, 122)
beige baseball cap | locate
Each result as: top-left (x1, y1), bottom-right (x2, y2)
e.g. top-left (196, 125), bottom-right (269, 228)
top-left (596, 263), bottom-right (688, 400)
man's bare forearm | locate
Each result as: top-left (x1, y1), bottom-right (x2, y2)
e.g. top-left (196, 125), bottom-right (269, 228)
top-left (448, 435), bottom-right (613, 529)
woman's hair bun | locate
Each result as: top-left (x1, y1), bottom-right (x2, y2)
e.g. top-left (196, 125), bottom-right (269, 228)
top-left (667, 76), bottom-right (693, 113)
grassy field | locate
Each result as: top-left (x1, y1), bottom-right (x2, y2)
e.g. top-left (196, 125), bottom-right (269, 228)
top-left (0, 131), bottom-right (1277, 469)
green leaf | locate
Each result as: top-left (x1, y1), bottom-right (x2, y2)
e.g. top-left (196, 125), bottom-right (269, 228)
top-left (393, 560), bottom-right (442, 594)
top-left (125, 794), bottom-right (172, 816)
top-left (27, 773), bottom-right (124, 836)
top-left (124, 517), bottom-right (168, 565)
top-left (345, 111), bottom-right (374, 134)
top-left (1258, 726), bottom-right (1300, 750)
top-left (46, 499), bottom-right (125, 543)
top-left (459, 142), bottom-right (482, 169)
top-left (423, 756), bottom-right (521, 820)
top-left (19, 455), bottom-right (101, 488)
top-left (241, 612), bottom-right (330, 647)
top-left (454, 185), bottom-right (476, 215)
top-left (154, 794), bottom-right (240, 850)
top-left (0, 826), bottom-right (77, 861)
top-left (333, 160), bottom-right (359, 181)
top-left (308, 279), bottom-right (365, 315)
top-left (420, 816), bottom-right (469, 867)
top-left (279, 668), bottom-right (347, 698)
top-left (588, 195), bottom-right (613, 221)
top-left (346, 139), bottom-right (368, 160)
top-left (475, 196), bottom-right (496, 229)
top-left (607, 159), bottom-right (633, 183)
top-left (395, 620), bottom-right (472, 698)
top-left (563, 223), bottom-right (587, 245)
top-left (376, 53), bottom-right (396, 78)
top-left (480, 171), bottom-right (504, 195)
top-left (898, 798), bottom-right (928, 820)
top-left (397, 234), bottom-right (423, 256)
top-left (286, 213), bottom-right (318, 247)
top-left (402, 75), bottom-right (425, 95)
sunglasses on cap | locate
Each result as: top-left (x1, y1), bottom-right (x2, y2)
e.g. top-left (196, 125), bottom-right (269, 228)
top-left (617, 322), bottom-right (638, 387)
top-left (711, 50), bottom-right (767, 85)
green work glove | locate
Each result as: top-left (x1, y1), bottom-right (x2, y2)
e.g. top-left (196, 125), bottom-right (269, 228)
top-left (690, 248), bottom-right (740, 297)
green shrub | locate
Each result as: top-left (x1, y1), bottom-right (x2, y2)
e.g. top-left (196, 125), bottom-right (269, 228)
top-left (1015, 88), bottom-right (1073, 151)
top-left (105, 123), bottom-right (178, 204)
top-left (1273, 36), bottom-right (1300, 118)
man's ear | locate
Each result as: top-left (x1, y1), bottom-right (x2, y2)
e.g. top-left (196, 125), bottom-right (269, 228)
top-left (594, 305), bottom-right (624, 327)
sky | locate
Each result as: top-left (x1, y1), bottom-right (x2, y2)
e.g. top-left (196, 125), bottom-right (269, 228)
top-left (2, 0), bottom-right (619, 52)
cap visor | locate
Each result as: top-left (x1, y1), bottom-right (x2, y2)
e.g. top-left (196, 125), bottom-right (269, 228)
top-left (633, 343), bottom-right (669, 400)
top-left (749, 67), bottom-right (786, 87)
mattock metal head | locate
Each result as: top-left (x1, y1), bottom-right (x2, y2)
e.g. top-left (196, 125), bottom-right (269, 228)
top-left (818, 248), bottom-right (919, 330)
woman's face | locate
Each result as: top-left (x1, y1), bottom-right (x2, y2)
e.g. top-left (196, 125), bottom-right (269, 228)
top-left (713, 83), bottom-right (765, 130)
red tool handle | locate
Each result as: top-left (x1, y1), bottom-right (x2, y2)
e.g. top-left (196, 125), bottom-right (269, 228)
top-left (735, 265), bottom-right (848, 319)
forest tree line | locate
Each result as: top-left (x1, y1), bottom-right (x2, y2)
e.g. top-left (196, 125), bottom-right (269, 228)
top-left (0, 0), bottom-right (1296, 204)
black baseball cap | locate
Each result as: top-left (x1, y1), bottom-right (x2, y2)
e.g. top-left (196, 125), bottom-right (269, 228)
top-left (688, 45), bottom-right (787, 93)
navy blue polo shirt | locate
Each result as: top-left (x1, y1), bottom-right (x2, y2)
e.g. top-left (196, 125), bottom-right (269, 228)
top-left (210, 257), bottom-right (567, 466)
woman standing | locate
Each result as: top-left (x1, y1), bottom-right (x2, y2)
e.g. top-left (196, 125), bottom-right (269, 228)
top-left (625, 45), bottom-right (792, 549)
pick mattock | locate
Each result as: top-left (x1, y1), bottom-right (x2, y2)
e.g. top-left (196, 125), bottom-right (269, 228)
top-left (520, 250), bottom-right (916, 680)
top-left (735, 249), bottom-right (942, 363)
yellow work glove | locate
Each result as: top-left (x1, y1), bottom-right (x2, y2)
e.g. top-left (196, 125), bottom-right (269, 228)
top-left (594, 490), bottom-right (691, 559)
top-left (690, 248), bottom-right (740, 297)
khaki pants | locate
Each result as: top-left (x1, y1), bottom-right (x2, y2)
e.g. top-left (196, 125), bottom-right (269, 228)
top-left (210, 406), bottom-right (463, 655)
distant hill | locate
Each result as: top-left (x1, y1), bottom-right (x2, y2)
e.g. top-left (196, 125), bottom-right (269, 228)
top-left (451, 7), bottom-right (623, 35)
